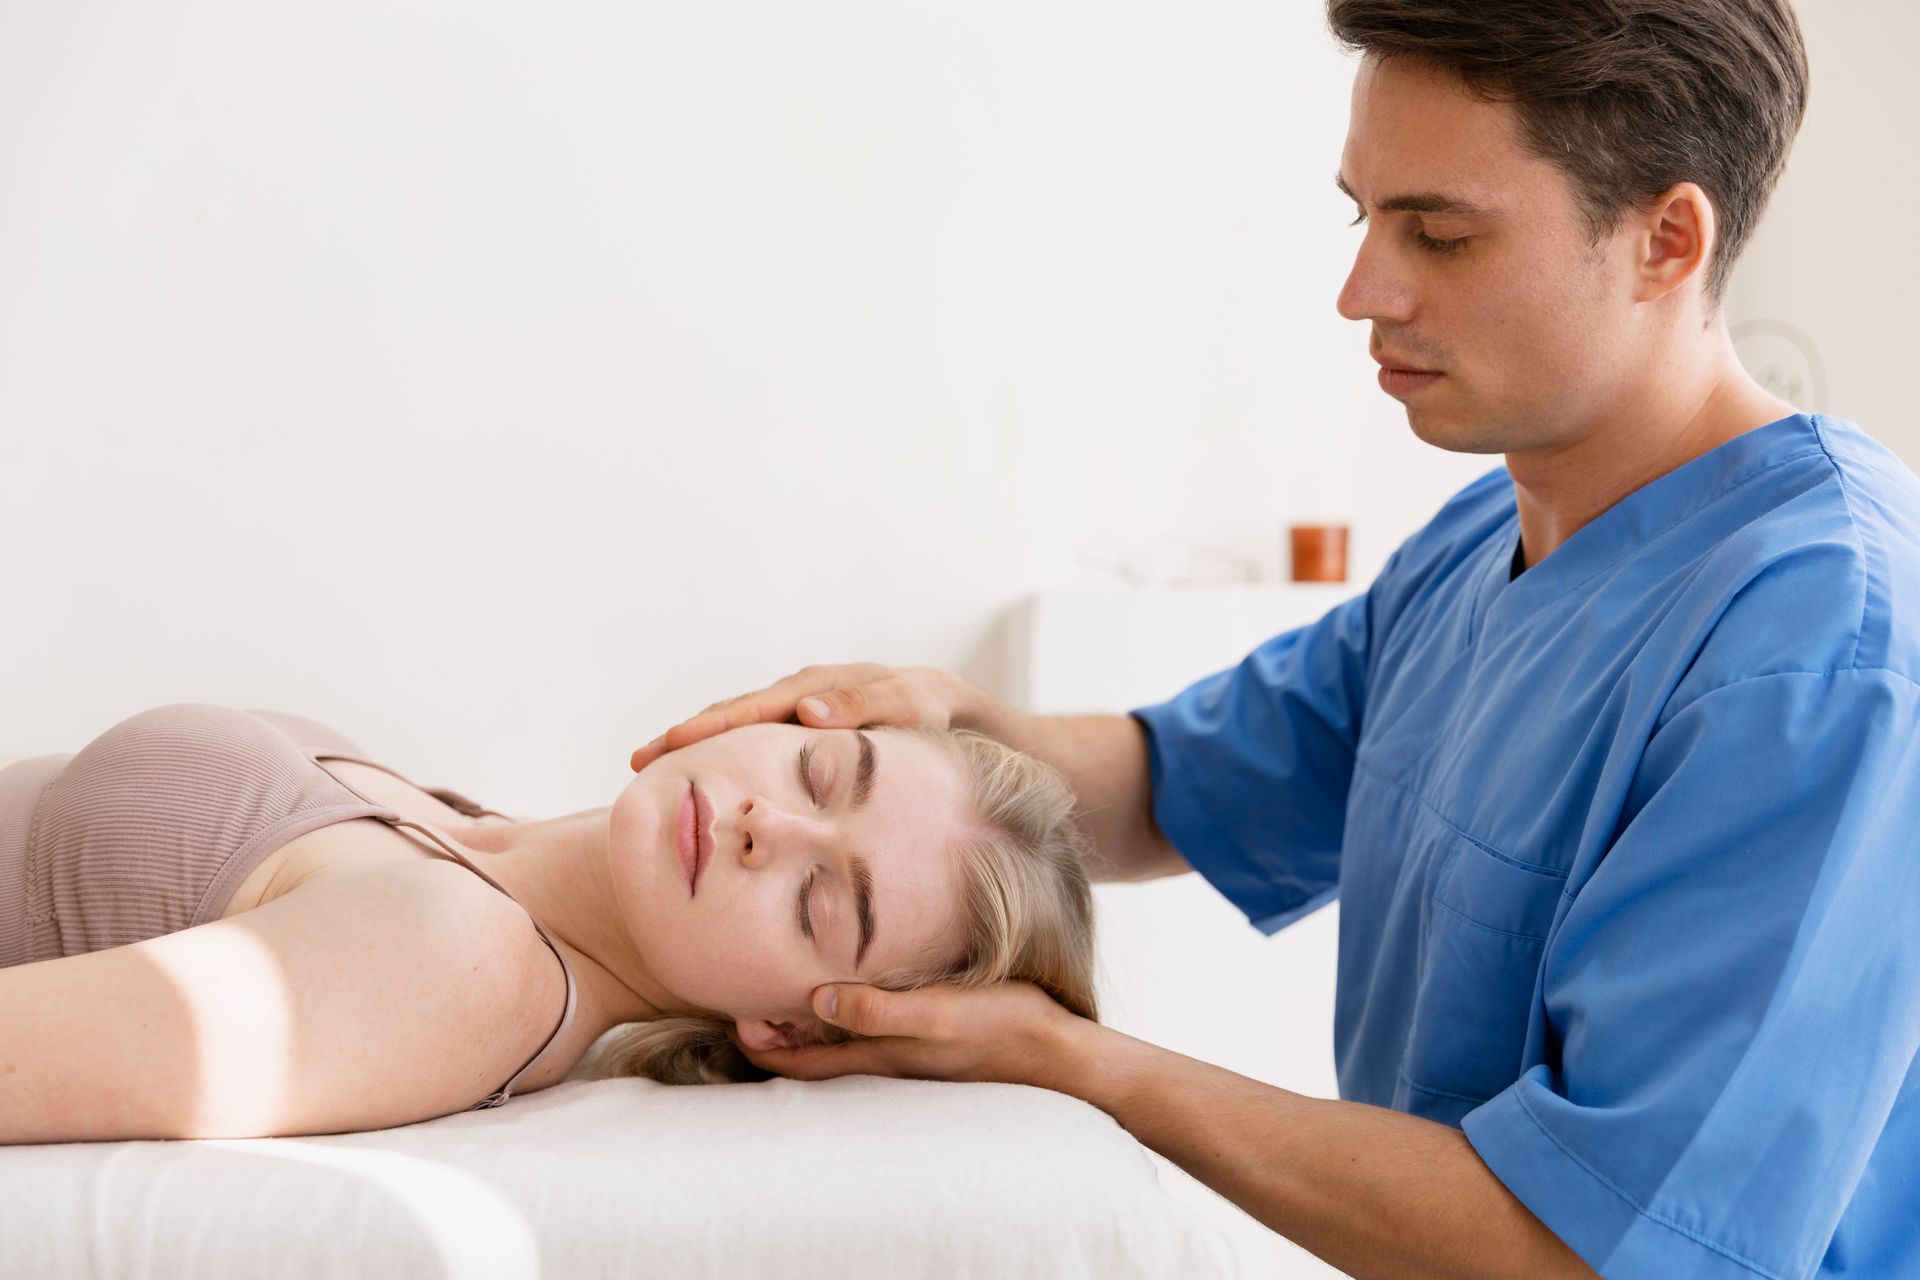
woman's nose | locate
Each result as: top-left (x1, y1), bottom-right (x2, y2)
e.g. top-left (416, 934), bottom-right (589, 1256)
top-left (737, 795), bottom-right (828, 866)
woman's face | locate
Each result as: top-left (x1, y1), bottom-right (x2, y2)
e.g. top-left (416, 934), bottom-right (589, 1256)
top-left (607, 723), bottom-right (974, 1051)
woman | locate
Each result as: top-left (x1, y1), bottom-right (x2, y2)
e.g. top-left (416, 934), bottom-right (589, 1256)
top-left (0, 702), bottom-right (1098, 1137)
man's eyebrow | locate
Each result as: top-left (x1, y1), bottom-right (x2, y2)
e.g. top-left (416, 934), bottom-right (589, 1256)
top-left (1333, 171), bottom-right (1488, 217)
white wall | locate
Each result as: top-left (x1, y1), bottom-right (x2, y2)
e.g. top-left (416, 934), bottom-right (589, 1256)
top-left (3, 0), bottom-right (1897, 851)
top-left (1727, 0), bottom-right (1920, 464)
top-left (0, 1), bottom-right (1487, 809)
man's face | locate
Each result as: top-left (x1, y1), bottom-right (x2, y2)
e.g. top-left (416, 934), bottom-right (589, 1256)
top-left (1336, 55), bottom-right (1642, 453)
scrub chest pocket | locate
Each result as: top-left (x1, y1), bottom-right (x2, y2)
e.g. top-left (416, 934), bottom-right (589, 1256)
top-left (1391, 801), bottom-right (1568, 1124)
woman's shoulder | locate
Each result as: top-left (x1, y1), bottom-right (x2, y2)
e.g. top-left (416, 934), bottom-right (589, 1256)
top-left (269, 854), bottom-right (575, 1085)
top-left (279, 852), bottom-right (585, 1097)
top-left (0, 855), bottom-right (564, 1141)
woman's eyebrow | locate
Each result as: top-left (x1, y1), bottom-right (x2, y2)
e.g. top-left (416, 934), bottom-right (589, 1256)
top-left (850, 729), bottom-right (876, 809)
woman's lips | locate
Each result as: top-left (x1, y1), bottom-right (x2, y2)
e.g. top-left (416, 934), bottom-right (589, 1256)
top-left (677, 783), bottom-right (699, 893)
top-left (691, 782), bottom-right (714, 892)
top-left (677, 780), bottom-right (714, 895)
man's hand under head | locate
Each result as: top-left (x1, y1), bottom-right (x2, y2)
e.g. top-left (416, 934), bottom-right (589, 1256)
top-left (734, 979), bottom-right (1093, 1091)
top-left (630, 663), bottom-right (990, 773)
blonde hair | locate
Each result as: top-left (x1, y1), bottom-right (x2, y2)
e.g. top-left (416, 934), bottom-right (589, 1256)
top-left (579, 725), bottom-right (1100, 1085)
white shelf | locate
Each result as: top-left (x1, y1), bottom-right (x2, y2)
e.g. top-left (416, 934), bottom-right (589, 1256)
top-left (1008, 585), bottom-right (1358, 715)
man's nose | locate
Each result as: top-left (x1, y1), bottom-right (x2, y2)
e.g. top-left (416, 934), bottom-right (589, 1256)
top-left (1337, 235), bottom-right (1415, 325)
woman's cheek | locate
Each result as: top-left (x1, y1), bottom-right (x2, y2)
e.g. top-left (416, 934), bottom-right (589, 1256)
top-left (739, 940), bottom-right (805, 1009)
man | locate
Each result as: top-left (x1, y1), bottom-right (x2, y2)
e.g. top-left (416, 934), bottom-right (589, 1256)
top-left (633, 2), bottom-right (1919, 1275)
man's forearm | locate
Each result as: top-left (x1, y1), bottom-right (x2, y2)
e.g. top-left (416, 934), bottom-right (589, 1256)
top-left (957, 697), bottom-right (1176, 881)
top-left (1041, 1020), bottom-right (1597, 1280)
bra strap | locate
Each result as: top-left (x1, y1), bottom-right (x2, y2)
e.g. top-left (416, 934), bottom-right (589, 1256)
top-left (307, 748), bottom-right (517, 821)
top-left (384, 815), bottom-right (582, 1108)
top-left (302, 756), bottom-right (580, 1108)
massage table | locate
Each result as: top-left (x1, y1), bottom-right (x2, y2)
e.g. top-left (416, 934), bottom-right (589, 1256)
top-left (0, 1071), bottom-right (1238, 1277)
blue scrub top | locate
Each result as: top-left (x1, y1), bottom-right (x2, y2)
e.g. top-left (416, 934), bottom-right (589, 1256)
top-left (1132, 414), bottom-right (1920, 1279)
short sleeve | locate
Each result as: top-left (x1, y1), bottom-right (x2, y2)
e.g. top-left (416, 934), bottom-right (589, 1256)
top-left (1462, 668), bottom-right (1920, 1279)
top-left (1128, 589), bottom-right (1372, 934)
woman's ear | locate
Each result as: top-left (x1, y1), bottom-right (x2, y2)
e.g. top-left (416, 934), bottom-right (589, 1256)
top-left (734, 1018), bottom-right (801, 1052)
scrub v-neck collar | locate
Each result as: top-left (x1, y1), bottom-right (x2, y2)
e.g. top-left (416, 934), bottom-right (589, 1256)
top-left (1469, 412), bottom-right (1827, 640)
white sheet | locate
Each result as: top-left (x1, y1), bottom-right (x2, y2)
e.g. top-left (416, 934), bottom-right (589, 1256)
top-left (0, 1075), bottom-right (1238, 1278)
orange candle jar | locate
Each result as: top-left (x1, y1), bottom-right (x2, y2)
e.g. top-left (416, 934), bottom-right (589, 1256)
top-left (1289, 524), bottom-right (1350, 583)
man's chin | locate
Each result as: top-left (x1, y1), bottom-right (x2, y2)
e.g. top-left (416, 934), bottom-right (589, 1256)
top-left (1404, 407), bottom-right (1510, 456)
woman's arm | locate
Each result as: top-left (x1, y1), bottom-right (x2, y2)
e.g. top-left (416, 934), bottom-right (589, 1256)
top-left (0, 861), bottom-right (563, 1143)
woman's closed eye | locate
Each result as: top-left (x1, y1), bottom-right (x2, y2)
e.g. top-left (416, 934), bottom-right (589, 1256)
top-left (795, 742), bottom-right (823, 942)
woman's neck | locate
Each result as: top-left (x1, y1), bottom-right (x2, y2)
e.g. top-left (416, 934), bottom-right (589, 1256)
top-left (461, 809), bottom-right (694, 1030)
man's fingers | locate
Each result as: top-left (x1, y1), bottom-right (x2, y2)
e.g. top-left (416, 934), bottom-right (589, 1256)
top-left (628, 663), bottom-right (923, 774)
top-left (817, 982), bottom-right (958, 1042)
top-left (802, 675), bottom-right (940, 732)
top-left (631, 696), bottom-right (797, 772)
top-left (741, 1038), bottom-right (901, 1082)
top-left (814, 682), bottom-right (871, 727)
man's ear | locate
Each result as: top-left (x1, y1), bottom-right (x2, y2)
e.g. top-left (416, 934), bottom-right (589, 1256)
top-left (734, 1018), bottom-right (802, 1052)
top-left (1633, 180), bottom-right (1716, 304)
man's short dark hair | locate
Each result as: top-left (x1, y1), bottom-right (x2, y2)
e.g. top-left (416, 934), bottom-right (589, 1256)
top-left (1327, 0), bottom-right (1809, 304)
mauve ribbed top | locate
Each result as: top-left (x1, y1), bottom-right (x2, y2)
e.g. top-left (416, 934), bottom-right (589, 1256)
top-left (0, 704), bottom-right (578, 1110)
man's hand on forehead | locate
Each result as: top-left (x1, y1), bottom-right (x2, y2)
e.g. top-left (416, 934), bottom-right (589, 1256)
top-left (631, 663), bottom-right (971, 772)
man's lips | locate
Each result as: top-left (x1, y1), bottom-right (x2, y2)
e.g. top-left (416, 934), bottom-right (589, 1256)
top-left (1372, 350), bottom-right (1439, 374)
top-left (1373, 353), bottom-right (1443, 396)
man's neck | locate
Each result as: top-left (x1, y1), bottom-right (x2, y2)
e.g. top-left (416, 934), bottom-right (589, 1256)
top-left (1505, 341), bottom-right (1798, 572)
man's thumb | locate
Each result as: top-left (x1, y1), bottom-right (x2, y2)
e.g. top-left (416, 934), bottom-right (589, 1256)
top-left (814, 983), bottom-right (860, 1025)
top-left (805, 685), bottom-right (878, 726)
